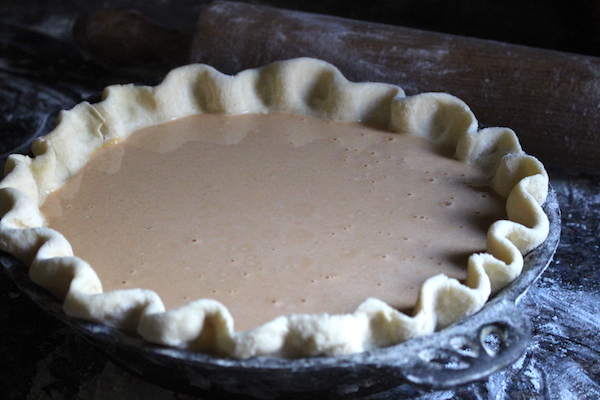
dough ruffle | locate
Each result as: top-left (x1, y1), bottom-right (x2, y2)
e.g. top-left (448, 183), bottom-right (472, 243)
top-left (0, 58), bottom-right (548, 359)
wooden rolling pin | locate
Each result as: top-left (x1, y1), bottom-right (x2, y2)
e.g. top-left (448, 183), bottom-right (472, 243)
top-left (73, 0), bottom-right (600, 176)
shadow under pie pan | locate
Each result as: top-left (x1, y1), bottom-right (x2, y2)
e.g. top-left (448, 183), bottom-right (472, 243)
top-left (2, 186), bottom-right (560, 399)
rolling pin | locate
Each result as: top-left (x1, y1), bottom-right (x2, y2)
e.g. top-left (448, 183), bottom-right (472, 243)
top-left (73, 0), bottom-right (600, 176)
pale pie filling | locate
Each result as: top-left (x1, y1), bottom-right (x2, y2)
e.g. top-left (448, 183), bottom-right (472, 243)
top-left (41, 113), bottom-right (506, 332)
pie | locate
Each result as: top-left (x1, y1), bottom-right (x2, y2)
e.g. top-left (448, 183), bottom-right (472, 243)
top-left (0, 58), bottom-right (549, 358)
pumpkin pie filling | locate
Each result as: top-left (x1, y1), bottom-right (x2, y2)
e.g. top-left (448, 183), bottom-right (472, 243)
top-left (41, 112), bottom-right (505, 332)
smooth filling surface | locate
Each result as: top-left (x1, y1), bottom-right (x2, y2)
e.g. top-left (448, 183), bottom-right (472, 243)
top-left (41, 112), bottom-right (505, 331)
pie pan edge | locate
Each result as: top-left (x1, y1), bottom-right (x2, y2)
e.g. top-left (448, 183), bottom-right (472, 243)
top-left (0, 187), bottom-right (560, 396)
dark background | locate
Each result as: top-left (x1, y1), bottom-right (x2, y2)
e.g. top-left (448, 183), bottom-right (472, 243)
top-left (0, 1), bottom-right (599, 399)
top-left (2, 0), bottom-right (600, 56)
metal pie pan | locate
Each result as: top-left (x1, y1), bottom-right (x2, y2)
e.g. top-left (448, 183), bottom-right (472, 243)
top-left (1, 186), bottom-right (560, 399)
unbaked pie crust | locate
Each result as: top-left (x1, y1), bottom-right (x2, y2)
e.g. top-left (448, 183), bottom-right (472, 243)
top-left (0, 58), bottom-right (549, 359)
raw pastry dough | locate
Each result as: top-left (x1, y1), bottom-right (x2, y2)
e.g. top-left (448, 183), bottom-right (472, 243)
top-left (0, 58), bottom-right (549, 359)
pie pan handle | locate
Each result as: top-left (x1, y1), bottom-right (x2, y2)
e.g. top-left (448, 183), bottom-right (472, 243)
top-left (377, 298), bottom-right (531, 389)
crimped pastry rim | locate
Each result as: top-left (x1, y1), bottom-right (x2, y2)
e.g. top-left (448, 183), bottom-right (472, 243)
top-left (0, 58), bottom-right (549, 359)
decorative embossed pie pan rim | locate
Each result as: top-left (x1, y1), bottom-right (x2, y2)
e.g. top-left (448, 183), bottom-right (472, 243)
top-left (0, 58), bottom-right (560, 397)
